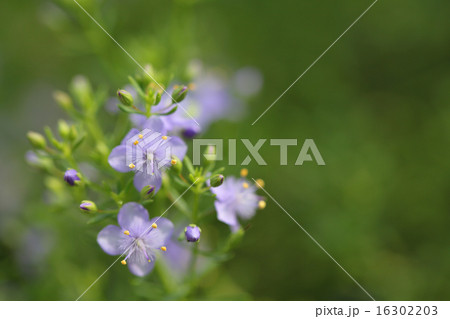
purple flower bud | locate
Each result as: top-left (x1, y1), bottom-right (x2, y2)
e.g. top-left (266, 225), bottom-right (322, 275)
top-left (185, 224), bottom-right (201, 242)
top-left (183, 128), bottom-right (199, 139)
top-left (140, 185), bottom-right (155, 200)
top-left (64, 169), bottom-right (80, 186)
top-left (79, 200), bottom-right (97, 213)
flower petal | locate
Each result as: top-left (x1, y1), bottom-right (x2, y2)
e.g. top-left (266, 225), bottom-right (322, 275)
top-left (210, 176), bottom-right (237, 201)
top-left (168, 136), bottom-right (187, 160)
top-left (121, 128), bottom-right (141, 145)
top-left (142, 117), bottom-right (167, 134)
top-left (127, 251), bottom-right (155, 277)
top-left (97, 225), bottom-right (125, 255)
top-left (129, 114), bottom-right (147, 129)
top-left (235, 192), bottom-right (259, 220)
top-left (133, 171), bottom-right (162, 194)
top-left (108, 145), bottom-right (131, 173)
top-left (118, 202), bottom-right (150, 231)
top-left (215, 201), bottom-right (239, 227)
top-left (145, 217), bottom-right (174, 249)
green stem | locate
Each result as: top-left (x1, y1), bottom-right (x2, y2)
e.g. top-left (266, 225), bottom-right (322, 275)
top-left (192, 191), bottom-right (200, 223)
top-left (187, 189), bottom-right (201, 297)
top-left (155, 261), bottom-right (176, 296)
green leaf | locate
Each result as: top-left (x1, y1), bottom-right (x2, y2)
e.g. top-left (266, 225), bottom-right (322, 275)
top-left (183, 156), bottom-right (195, 175)
top-left (71, 134), bottom-right (86, 151)
top-left (156, 105), bottom-right (177, 116)
top-left (117, 104), bottom-right (145, 115)
top-left (44, 126), bottom-right (63, 150)
top-left (128, 76), bottom-right (146, 99)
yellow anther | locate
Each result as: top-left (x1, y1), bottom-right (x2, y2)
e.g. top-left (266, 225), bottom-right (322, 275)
top-left (162, 136), bottom-right (168, 140)
top-left (255, 179), bottom-right (265, 188)
top-left (171, 159), bottom-right (177, 165)
top-left (129, 163), bottom-right (135, 169)
top-left (133, 140), bottom-right (139, 145)
top-left (148, 259), bottom-right (152, 263)
top-left (121, 260), bottom-right (127, 265)
top-left (123, 230), bottom-right (130, 236)
top-left (258, 200), bottom-right (266, 209)
top-left (188, 83), bottom-right (196, 90)
top-left (161, 246), bottom-right (167, 252)
top-left (242, 182), bottom-right (249, 189)
top-left (151, 223), bottom-right (157, 229)
top-left (138, 134), bottom-right (143, 139)
top-left (240, 168), bottom-right (248, 177)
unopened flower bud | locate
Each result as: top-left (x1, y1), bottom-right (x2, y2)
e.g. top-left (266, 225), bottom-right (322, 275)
top-left (79, 200), bottom-right (97, 213)
top-left (58, 120), bottom-right (71, 140)
top-left (53, 91), bottom-right (73, 111)
top-left (25, 151), bottom-right (52, 170)
top-left (27, 131), bottom-right (47, 149)
top-left (64, 169), bottom-right (80, 186)
top-left (140, 185), bottom-right (155, 199)
top-left (183, 128), bottom-right (199, 139)
top-left (69, 125), bottom-right (78, 141)
top-left (117, 89), bottom-right (134, 106)
top-left (171, 85), bottom-right (188, 103)
top-left (210, 174), bottom-right (224, 188)
top-left (185, 224), bottom-right (201, 242)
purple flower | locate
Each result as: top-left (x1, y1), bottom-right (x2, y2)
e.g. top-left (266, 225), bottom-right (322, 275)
top-left (108, 117), bottom-right (187, 193)
top-left (64, 169), bottom-right (80, 186)
top-left (161, 75), bottom-right (236, 135)
top-left (130, 89), bottom-right (200, 137)
top-left (97, 202), bottom-right (173, 276)
top-left (185, 225), bottom-right (201, 242)
top-left (131, 73), bottom-right (242, 137)
top-left (210, 176), bottom-right (263, 231)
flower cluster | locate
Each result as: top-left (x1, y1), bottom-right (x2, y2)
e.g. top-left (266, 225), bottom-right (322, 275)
top-left (26, 65), bottom-right (265, 287)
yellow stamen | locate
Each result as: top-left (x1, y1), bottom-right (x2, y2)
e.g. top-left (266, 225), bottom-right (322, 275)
top-left (161, 246), bottom-right (167, 252)
top-left (138, 134), bottom-right (143, 139)
top-left (242, 182), bottom-right (249, 189)
top-left (258, 200), bottom-right (266, 209)
top-left (151, 223), bottom-right (157, 229)
top-left (123, 230), bottom-right (130, 236)
top-left (129, 163), bottom-right (135, 169)
top-left (171, 159), bottom-right (177, 165)
top-left (188, 83), bottom-right (196, 90)
top-left (133, 140), bottom-right (139, 145)
top-left (255, 179), bottom-right (265, 188)
top-left (162, 136), bottom-right (168, 140)
top-left (148, 259), bottom-right (152, 263)
top-left (121, 260), bottom-right (127, 265)
top-left (240, 168), bottom-right (248, 177)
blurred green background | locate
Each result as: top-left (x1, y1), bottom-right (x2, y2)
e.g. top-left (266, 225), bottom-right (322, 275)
top-left (1, 0), bottom-right (450, 300)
